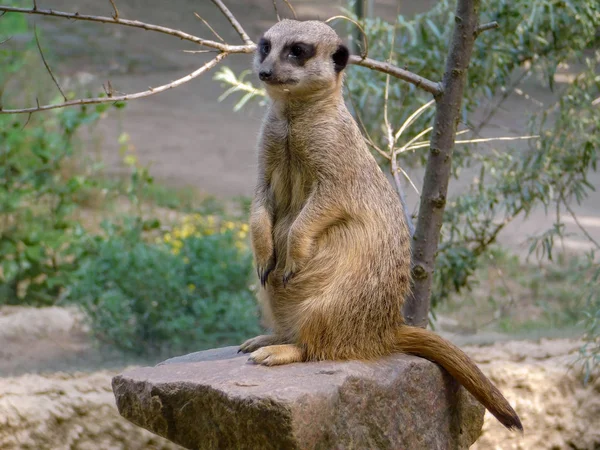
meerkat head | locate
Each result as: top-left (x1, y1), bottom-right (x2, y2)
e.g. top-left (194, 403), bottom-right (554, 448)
top-left (254, 20), bottom-right (350, 99)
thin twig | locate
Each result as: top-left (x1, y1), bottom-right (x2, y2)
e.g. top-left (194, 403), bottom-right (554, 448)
top-left (561, 193), bottom-right (600, 250)
top-left (384, 20), bottom-right (415, 236)
top-left (210, 0), bottom-right (253, 45)
top-left (326, 15), bottom-right (368, 60)
top-left (0, 53), bottom-right (227, 114)
top-left (194, 12), bottom-right (224, 42)
top-left (392, 158), bottom-right (416, 236)
top-left (183, 49), bottom-right (220, 54)
top-left (32, 0), bottom-right (37, 11)
top-left (272, 0), bottom-right (281, 21)
top-left (0, 36), bottom-right (11, 45)
top-left (475, 21), bottom-right (499, 36)
top-left (397, 166), bottom-right (420, 195)
top-left (0, 6), bottom-right (254, 53)
top-left (108, 0), bottom-right (119, 20)
top-left (21, 112), bottom-right (33, 130)
top-left (394, 126), bottom-right (433, 156)
top-left (282, 0), bottom-right (297, 19)
top-left (34, 24), bottom-right (67, 101)
top-left (349, 55), bottom-right (442, 96)
top-left (394, 99), bottom-right (435, 143)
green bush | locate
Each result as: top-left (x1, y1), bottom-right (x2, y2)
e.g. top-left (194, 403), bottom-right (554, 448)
top-left (68, 216), bottom-right (260, 354)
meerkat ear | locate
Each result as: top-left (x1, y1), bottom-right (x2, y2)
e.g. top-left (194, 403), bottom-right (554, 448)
top-left (332, 44), bottom-right (350, 73)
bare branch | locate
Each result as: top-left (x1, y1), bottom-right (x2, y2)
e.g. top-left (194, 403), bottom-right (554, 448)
top-left (0, 36), bottom-right (11, 45)
top-left (349, 56), bottom-right (442, 96)
top-left (392, 158), bottom-right (416, 236)
top-left (194, 12), bottom-right (224, 42)
top-left (0, 52), bottom-right (227, 114)
top-left (34, 24), bottom-right (67, 102)
top-left (272, 0), bottom-right (281, 21)
top-left (108, 0), bottom-right (119, 20)
top-left (326, 16), bottom-right (369, 60)
top-left (475, 21), bottom-right (499, 36)
top-left (183, 49), bottom-right (220, 54)
top-left (0, 6), bottom-right (254, 53)
top-left (561, 193), bottom-right (600, 250)
top-left (21, 112), bottom-right (32, 130)
top-left (32, 0), bottom-right (37, 11)
top-left (282, 0), bottom-right (297, 19)
top-left (210, 0), bottom-right (253, 45)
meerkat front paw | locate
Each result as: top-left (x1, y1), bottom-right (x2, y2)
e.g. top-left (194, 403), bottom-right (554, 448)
top-left (256, 252), bottom-right (276, 287)
top-left (248, 344), bottom-right (304, 366)
top-left (282, 259), bottom-right (297, 287)
top-left (239, 334), bottom-right (280, 353)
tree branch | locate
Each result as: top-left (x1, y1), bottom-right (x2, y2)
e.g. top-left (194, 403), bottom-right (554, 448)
top-left (0, 6), bottom-right (254, 53)
top-left (403, 0), bottom-right (481, 327)
top-left (108, 0), bottom-right (119, 20)
top-left (34, 24), bottom-right (67, 102)
top-left (0, 2), bottom-right (444, 114)
top-left (475, 21), bottom-right (499, 36)
top-left (210, 0), bottom-right (253, 45)
top-left (349, 55), bottom-right (442, 96)
top-left (194, 12), bottom-right (225, 43)
top-left (0, 53), bottom-right (227, 113)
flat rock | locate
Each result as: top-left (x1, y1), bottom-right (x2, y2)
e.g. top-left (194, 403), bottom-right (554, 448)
top-left (112, 346), bottom-right (484, 450)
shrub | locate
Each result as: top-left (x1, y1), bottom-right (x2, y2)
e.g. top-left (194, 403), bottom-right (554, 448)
top-left (68, 216), bottom-right (260, 354)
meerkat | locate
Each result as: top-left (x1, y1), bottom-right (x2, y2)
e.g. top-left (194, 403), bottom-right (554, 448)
top-left (238, 19), bottom-right (523, 432)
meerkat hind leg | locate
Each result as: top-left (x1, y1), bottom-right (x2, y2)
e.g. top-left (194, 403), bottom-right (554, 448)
top-left (249, 344), bottom-right (304, 366)
top-left (239, 334), bottom-right (286, 353)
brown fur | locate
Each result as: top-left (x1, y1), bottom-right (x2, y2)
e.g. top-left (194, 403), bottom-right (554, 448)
top-left (240, 19), bottom-right (523, 432)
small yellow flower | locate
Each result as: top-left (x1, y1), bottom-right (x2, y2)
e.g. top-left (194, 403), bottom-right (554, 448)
top-left (240, 224), bottom-right (249, 233)
top-left (164, 233), bottom-right (172, 243)
top-left (173, 240), bottom-right (183, 248)
top-left (238, 231), bottom-right (247, 239)
top-left (172, 248), bottom-right (180, 255)
top-left (225, 221), bottom-right (235, 230)
top-left (188, 284), bottom-right (196, 292)
top-left (124, 155), bottom-right (137, 166)
top-left (207, 215), bottom-right (215, 225)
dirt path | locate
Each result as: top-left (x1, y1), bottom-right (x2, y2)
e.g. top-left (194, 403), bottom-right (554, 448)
top-left (25, 0), bottom-right (599, 257)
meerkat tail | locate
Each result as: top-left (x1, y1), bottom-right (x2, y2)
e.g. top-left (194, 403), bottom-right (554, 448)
top-left (395, 326), bottom-right (523, 432)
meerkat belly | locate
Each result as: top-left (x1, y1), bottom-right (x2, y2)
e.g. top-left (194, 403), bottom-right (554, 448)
top-left (270, 163), bottom-right (312, 268)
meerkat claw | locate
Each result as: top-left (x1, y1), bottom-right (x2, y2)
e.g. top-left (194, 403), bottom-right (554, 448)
top-left (282, 271), bottom-right (294, 287)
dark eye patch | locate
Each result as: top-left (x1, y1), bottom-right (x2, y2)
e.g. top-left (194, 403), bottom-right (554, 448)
top-left (258, 37), bottom-right (271, 62)
top-left (283, 42), bottom-right (316, 66)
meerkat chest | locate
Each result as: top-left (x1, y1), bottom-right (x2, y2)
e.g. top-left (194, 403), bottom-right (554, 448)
top-left (263, 119), bottom-right (314, 213)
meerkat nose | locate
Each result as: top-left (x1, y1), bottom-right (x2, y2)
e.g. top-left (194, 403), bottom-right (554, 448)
top-left (259, 70), bottom-right (273, 81)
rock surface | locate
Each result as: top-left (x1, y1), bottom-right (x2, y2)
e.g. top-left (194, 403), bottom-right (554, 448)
top-left (112, 346), bottom-right (484, 450)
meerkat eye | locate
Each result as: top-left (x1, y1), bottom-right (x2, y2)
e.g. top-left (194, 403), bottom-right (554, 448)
top-left (259, 39), bottom-right (271, 56)
top-left (289, 45), bottom-right (304, 58)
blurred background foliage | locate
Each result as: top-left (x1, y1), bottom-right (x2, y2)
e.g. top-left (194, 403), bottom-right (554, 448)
top-left (0, 0), bottom-right (598, 379)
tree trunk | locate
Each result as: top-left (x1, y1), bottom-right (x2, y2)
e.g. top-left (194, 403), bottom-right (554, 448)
top-left (403, 0), bottom-right (481, 327)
